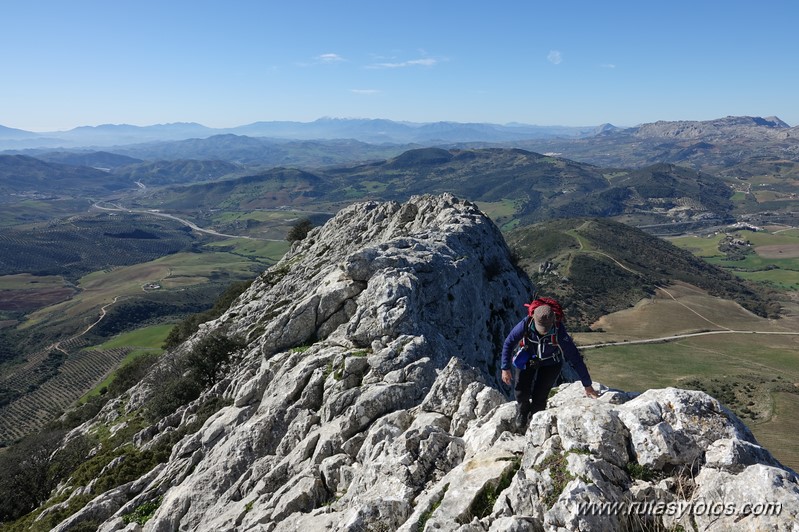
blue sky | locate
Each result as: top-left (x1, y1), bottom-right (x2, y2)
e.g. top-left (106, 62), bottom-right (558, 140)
top-left (3, 0), bottom-right (797, 131)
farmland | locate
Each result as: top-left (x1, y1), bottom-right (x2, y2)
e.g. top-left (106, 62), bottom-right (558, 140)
top-left (0, 206), bottom-right (293, 444)
top-left (668, 226), bottom-right (799, 290)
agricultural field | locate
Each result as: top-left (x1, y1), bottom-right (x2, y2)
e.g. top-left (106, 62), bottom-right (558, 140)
top-left (204, 208), bottom-right (330, 240)
top-left (19, 250), bottom-right (259, 331)
top-left (668, 227), bottom-right (799, 290)
top-left (0, 207), bottom-right (291, 444)
top-left (203, 237), bottom-right (290, 264)
top-left (574, 283), bottom-right (799, 471)
top-left (81, 324), bottom-right (173, 400)
top-left (475, 200), bottom-right (522, 231)
top-left (0, 198), bottom-right (93, 228)
top-left (0, 274), bottom-right (76, 313)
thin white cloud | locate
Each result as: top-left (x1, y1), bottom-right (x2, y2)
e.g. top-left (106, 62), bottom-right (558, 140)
top-left (547, 50), bottom-right (562, 65)
top-left (367, 57), bottom-right (439, 69)
top-left (350, 89), bottom-right (380, 95)
top-left (600, 63), bottom-right (616, 69)
top-left (318, 53), bottom-right (345, 63)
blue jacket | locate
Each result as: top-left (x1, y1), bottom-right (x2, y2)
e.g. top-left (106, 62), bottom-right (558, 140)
top-left (501, 319), bottom-right (592, 387)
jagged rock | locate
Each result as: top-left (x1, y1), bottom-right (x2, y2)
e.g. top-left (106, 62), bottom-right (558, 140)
top-left (704, 437), bottom-right (784, 472)
top-left (617, 387), bottom-right (753, 470)
top-left (38, 195), bottom-right (796, 532)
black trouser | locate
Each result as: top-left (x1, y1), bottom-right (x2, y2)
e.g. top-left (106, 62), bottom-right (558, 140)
top-left (514, 361), bottom-right (563, 424)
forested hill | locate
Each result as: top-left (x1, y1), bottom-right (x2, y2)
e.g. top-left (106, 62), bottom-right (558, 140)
top-left (506, 217), bottom-right (778, 329)
top-left (125, 148), bottom-right (735, 232)
top-left (0, 155), bottom-right (132, 196)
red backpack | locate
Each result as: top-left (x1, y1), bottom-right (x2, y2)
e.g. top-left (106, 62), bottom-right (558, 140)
top-left (512, 296), bottom-right (565, 369)
top-left (524, 296), bottom-right (564, 323)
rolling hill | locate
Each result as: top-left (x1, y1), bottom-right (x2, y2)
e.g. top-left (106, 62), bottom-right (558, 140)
top-left (113, 159), bottom-right (244, 186)
top-left (125, 147), bottom-right (739, 233)
top-left (505, 217), bottom-right (779, 330)
top-left (0, 155), bottom-right (134, 198)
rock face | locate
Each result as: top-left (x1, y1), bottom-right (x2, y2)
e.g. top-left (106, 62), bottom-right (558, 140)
top-left (48, 194), bottom-right (798, 532)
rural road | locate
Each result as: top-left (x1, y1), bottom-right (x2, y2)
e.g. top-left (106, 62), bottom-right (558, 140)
top-left (580, 329), bottom-right (799, 350)
top-left (92, 202), bottom-right (275, 240)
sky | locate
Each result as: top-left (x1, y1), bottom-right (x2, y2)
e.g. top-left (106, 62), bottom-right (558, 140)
top-left (2, 0), bottom-right (798, 132)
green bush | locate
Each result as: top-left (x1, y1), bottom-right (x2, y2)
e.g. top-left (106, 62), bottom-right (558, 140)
top-left (123, 497), bottom-right (163, 525)
top-left (147, 333), bottom-right (242, 420)
top-left (0, 430), bottom-right (65, 521)
top-left (286, 218), bottom-right (314, 242)
top-left (145, 372), bottom-right (204, 421)
top-left (185, 333), bottom-right (245, 387)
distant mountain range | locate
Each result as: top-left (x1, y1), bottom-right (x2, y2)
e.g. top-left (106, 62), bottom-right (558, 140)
top-left (3, 115), bottom-right (798, 235)
top-left (2, 116), bottom-right (796, 176)
top-left (0, 118), bottom-right (615, 149)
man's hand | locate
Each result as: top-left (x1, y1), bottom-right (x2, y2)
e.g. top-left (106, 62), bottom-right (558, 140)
top-left (584, 385), bottom-right (599, 399)
top-left (502, 369), bottom-right (513, 385)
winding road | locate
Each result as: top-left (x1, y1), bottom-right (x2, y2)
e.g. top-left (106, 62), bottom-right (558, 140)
top-left (93, 202), bottom-right (268, 240)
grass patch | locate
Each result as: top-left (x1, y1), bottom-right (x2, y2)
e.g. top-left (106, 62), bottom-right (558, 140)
top-left (625, 461), bottom-right (659, 482)
top-left (80, 324), bottom-right (173, 400)
top-left (474, 199), bottom-right (520, 226)
top-left (751, 392), bottom-right (799, 469)
top-left (535, 452), bottom-right (574, 508)
top-left (666, 234), bottom-right (725, 258)
top-left (94, 324), bottom-right (174, 350)
top-left (469, 456), bottom-right (522, 519)
top-left (203, 238), bottom-right (289, 262)
top-left (417, 483), bottom-right (448, 531)
top-left (734, 268), bottom-right (799, 290)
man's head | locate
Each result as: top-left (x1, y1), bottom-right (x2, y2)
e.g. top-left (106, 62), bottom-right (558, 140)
top-left (532, 304), bottom-right (556, 334)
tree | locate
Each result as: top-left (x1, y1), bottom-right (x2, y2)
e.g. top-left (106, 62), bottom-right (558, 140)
top-left (286, 218), bottom-right (314, 242)
top-left (0, 429), bottom-right (69, 521)
top-left (185, 333), bottom-right (244, 387)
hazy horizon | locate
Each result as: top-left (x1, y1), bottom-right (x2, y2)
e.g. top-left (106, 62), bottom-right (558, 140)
top-left (3, 0), bottom-right (797, 131)
top-left (7, 113), bottom-right (799, 136)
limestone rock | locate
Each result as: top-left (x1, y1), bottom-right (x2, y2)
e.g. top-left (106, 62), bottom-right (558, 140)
top-left (35, 195), bottom-right (796, 532)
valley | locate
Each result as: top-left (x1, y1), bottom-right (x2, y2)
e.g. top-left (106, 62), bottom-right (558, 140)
top-left (1, 115), bottom-right (798, 472)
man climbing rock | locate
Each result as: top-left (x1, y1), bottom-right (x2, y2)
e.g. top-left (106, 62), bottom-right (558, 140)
top-left (501, 298), bottom-right (599, 424)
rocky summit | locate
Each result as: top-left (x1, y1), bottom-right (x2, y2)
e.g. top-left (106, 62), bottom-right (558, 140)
top-left (47, 194), bottom-right (797, 531)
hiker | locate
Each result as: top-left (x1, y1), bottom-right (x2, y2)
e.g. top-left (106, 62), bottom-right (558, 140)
top-left (501, 298), bottom-right (599, 424)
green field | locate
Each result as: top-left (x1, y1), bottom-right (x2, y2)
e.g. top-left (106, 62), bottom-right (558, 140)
top-left (475, 199), bottom-right (521, 230)
top-left (203, 238), bottom-right (290, 262)
top-left (667, 234), bottom-right (725, 257)
top-left (0, 274), bottom-right (68, 290)
top-left (20, 250), bottom-right (258, 329)
top-left (81, 324), bottom-right (174, 400)
top-left (94, 323), bottom-right (174, 351)
top-left (669, 228), bottom-right (799, 290)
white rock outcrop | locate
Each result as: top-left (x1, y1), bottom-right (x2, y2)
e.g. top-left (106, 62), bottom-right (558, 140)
top-left (49, 195), bottom-right (798, 532)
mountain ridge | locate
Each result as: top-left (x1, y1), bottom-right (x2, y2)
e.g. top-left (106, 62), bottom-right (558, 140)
top-left (4, 194), bottom-right (795, 531)
top-left (2, 115), bottom-right (793, 150)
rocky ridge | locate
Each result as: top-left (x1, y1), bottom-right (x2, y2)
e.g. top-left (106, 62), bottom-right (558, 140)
top-left (46, 194), bottom-right (798, 531)
top-left (632, 115), bottom-right (794, 141)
